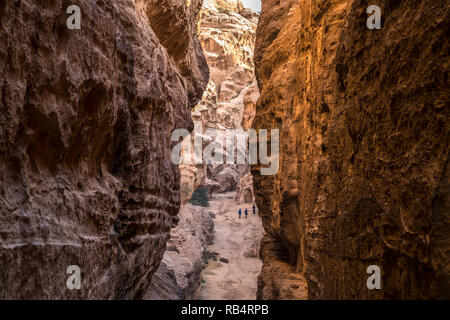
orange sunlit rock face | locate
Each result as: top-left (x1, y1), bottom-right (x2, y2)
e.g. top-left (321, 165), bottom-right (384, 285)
top-left (253, 0), bottom-right (449, 299)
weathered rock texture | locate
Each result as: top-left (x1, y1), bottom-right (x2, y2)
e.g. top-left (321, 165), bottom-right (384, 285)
top-left (144, 203), bottom-right (214, 300)
top-left (0, 0), bottom-right (208, 299)
top-left (253, 0), bottom-right (449, 299)
top-left (234, 172), bottom-right (255, 204)
top-left (234, 80), bottom-right (259, 204)
top-left (179, 0), bottom-right (259, 202)
top-left (147, 0), bottom-right (260, 299)
top-left (257, 235), bottom-right (308, 300)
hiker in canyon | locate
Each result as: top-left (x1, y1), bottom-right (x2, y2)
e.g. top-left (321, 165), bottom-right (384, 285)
top-left (0, 0), bottom-right (210, 300)
top-left (145, 0), bottom-right (262, 300)
top-left (252, 204), bottom-right (256, 215)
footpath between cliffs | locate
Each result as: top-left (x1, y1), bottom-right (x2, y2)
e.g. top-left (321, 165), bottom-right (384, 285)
top-left (198, 192), bottom-right (263, 300)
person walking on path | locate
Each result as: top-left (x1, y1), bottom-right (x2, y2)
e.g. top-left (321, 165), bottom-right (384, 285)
top-left (238, 208), bottom-right (242, 219)
top-left (252, 204), bottom-right (256, 215)
top-left (244, 208), bottom-right (249, 219)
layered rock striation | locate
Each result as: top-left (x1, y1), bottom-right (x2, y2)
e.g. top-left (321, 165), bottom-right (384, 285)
top-left (0, 0), bottom-right (208, 299)
top-left (253, 0), bottom-right (449, 299)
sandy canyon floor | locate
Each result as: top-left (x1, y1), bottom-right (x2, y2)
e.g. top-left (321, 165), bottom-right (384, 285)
top-left (198, 192), bottom-right (263, 300)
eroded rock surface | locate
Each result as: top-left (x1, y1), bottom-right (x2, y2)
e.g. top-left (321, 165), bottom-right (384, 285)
top-left (147, 0), bottom-right (260, 299)
top-left (197, 192), bottom-right (263, 300)
top-left (253, 0), bottom-right (449, 299)
top-left (0, 0), bottom-right (208, 299)
top-left (234, 172), bottom-right (255, 204)
top-left (179, 0), bottom-right (259, 201)
top-left (144, 203), bottom-right (214, 300)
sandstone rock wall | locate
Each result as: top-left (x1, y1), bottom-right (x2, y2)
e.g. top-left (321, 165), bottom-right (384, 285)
top-left (180, 0), bottom-right (259, 201)
top-left (144, 204), bottom-right (214, 300)
top-left (253, 0), bottom-right (449, 299)
top-left (234, 80), bottom-right (259, 204)
top-left (0, 0), bottom-right (208, 299)
top-left (147, 0), bottom-right (260, 299)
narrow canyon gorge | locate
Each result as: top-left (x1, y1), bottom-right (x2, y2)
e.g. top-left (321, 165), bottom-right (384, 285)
top-left (0, 0), bottom-right (448, 300)
top-left (145, 0), bottom-right (262, 300)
